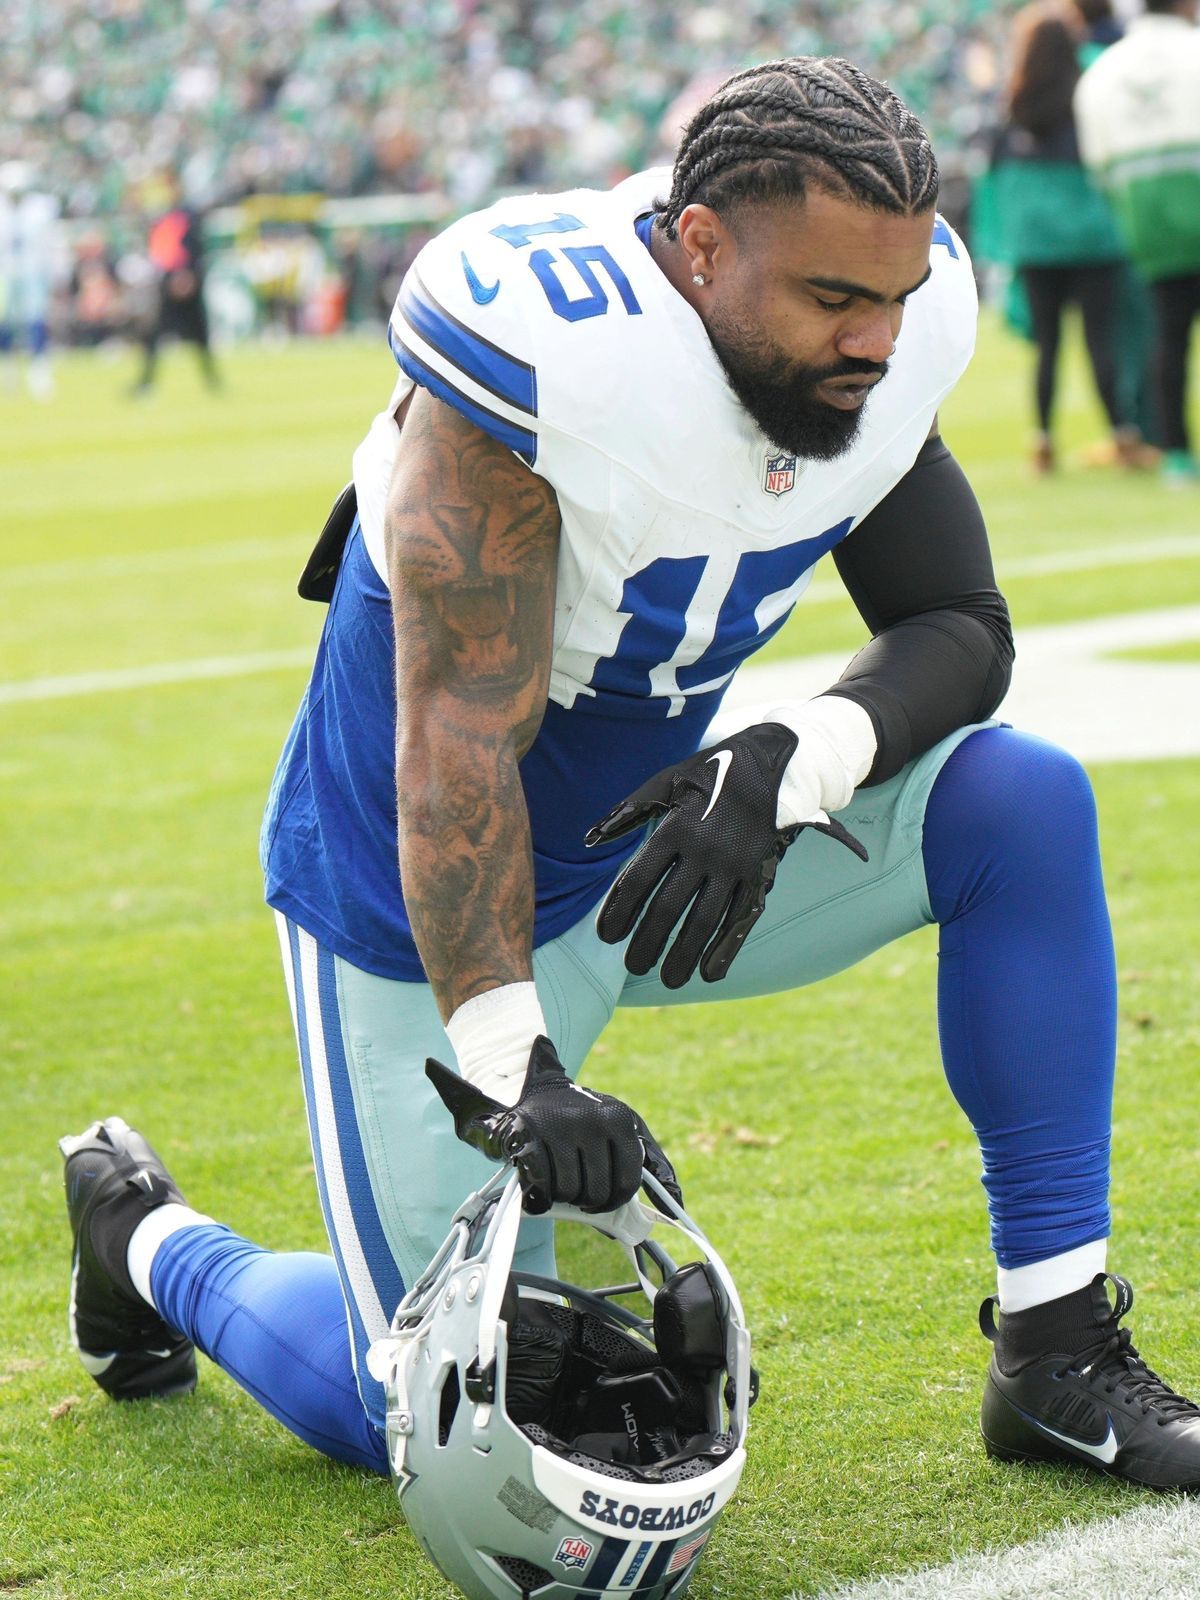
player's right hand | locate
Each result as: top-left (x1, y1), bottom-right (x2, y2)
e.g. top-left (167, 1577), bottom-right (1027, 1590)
top-left (426, 1036), bottom-right (680, 1214)
top-left (587, 722), bottom-right (868, 989)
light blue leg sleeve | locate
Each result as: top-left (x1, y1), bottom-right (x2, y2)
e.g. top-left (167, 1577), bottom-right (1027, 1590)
top-left (276, 911), bottom-right (627, 1434)
top-left (617, 723), bottom-right (990, 1006)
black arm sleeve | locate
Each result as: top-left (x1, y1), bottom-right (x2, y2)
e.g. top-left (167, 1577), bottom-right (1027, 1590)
top-left (825, 435), bottom-right (1014, 785)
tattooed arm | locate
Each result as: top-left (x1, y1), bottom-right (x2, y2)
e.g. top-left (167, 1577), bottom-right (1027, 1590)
top-left (384, 388), bottom-right (561, 1022)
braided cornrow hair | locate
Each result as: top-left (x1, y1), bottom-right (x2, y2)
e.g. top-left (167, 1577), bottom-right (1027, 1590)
top-left (658, 56), bottom-right (939, 239)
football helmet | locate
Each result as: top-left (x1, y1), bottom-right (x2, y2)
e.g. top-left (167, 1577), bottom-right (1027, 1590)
top-left (367, 1168), bottom-right (753, 1599)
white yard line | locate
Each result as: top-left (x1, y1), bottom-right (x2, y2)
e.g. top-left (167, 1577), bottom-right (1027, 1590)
top-left (0, 649), bottom-right (314, 704)
top-left (801, 533), bottom-right (1200, 601)
top-left (812, 1499), bottom-right (1200, 1600)
top-left (4, 605), bottom-right (1200, 767)
top-left (8, 530), bottom-right (1200, 593)
top-left (721, 604), bottom-right (1200, 763)
top-left (994, 533), bottom-right (1200, 579)
top-left (5, 535), bottom-right (299, 587)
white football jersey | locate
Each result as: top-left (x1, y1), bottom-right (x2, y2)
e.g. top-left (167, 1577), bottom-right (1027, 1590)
top-left (353, 167), bottom-right (976, 721)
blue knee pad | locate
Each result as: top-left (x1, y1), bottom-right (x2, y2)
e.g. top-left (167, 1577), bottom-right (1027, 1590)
top-left (922, 728), bottom-right (1115, 1267)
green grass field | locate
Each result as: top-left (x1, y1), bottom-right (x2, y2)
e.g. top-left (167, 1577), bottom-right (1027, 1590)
top-left (2, 317), bottom-right (1198, 1600)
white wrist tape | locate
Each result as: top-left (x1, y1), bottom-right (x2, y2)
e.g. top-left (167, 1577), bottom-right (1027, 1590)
top-left (444, 982), bottom-right (547, 1108)
top-left (764, 696), bottom-right (878, 829)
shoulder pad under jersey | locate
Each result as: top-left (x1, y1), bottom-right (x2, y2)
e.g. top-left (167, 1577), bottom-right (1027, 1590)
top-left (387, 177), bottom-right (665, 472)
top-left (915, 214), bottom-right (978, 381)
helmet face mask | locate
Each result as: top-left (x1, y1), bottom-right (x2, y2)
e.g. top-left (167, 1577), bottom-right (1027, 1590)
top-left (367, 1170), bottom-right (753, 1599)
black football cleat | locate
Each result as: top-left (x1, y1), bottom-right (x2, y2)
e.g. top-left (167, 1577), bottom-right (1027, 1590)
top-left (980, 1272), bottom-right (1200, 1489)
top-left (59, 1116), bottom-right (197, 1401)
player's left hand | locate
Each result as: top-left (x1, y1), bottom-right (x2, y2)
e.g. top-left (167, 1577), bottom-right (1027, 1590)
top-left (585, 723), bottom-right (867, 988)
top-left (426, 1038), bottom-right (683, 1214)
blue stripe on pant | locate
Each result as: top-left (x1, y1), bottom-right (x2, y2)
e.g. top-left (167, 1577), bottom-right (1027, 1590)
top-left (142, 917), bottom-right (409, 1472)
top-left (142, 917), bottom-right (420, 1470)
top-left (284, 920), bottom-right (366, 1347)
top-left (286, 921), bottom-right (405, 1420)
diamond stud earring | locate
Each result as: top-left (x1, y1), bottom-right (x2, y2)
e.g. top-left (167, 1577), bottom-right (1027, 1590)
top-left (692, 273), bottom-right (706, 286)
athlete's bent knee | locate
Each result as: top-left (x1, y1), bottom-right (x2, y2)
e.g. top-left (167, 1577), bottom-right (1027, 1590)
top-left (931, 727), bottom-right (1095, 842)
top-left (924, 728), bottom-right (1100, 920)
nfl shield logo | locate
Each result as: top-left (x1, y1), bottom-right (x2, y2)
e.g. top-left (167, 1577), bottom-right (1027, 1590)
top-left (763, 452), bottom-right (797, 496)
top-left (553, 1535), bottom-right (594, 1571)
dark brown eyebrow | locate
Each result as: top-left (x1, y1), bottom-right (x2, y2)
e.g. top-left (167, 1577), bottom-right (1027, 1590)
top-left (803, 263), bottom-right (933, 304)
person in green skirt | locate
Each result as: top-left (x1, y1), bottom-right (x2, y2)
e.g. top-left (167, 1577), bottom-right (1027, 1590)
top-left (981, 3), bottom-right (1145, 473)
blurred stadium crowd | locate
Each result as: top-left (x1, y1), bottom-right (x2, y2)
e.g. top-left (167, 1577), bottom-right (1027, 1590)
top-left (2, 0), bottom-right (1196, 484)
top-left (1, 0), bottom-right (1014, 352)
top-left (5, 0), bottom-right (1008, 219)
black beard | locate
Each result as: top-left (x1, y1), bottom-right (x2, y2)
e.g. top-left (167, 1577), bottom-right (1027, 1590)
top-left (707, 319), bottom-right (888, 462)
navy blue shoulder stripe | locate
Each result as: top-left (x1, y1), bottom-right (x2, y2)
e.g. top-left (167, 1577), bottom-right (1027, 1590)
top-left (389, 324), bottom-right (537, 466)
top-left (397, 269), bottom-right (538, 418)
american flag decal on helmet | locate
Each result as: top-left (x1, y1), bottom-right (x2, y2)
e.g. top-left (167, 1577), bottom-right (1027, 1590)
top-left (667, 1530), bottom-right (711, 1573)
top-left (763, 452), bottom-right (797, 496)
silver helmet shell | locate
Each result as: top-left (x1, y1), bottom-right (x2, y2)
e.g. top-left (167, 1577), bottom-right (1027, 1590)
top-left (367, 1169), bottom-right (752, 1599)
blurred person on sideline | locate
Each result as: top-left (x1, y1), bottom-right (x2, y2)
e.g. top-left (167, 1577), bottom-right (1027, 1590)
top-left (1070, 0), bottom-right (1160, 453)
top-left (0, 161), bottom-right (61, 401)
top-left (68, 232), bottom-right (124, 348)
top-left (1073, 0), bottom-right (1125, 62)
top-left (986, 3), bottom-right (1142, 475)
top-left (1076, 0), bottom-right (1200, 487)
top-left (131, 173), bottom-right (221, 397)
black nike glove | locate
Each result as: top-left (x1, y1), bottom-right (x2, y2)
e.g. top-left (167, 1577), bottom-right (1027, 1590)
top-left (426, 1035), bottom-right (682, 1214)
top-left (585, 722), bottom-right (868, 989)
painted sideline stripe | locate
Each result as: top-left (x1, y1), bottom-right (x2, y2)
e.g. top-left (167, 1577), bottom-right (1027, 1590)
top-left (815, 1499), bottom-right (1200, 1600)
top-left (4, 606), bottom-right (1200, 740)
top-left (720, 604), bottom-right (1200, 764)
top-left (0, 649), bottom-right (313, 704)
top-left (5, 535), bottom-right (302, 587)
top-left (7, 531), bottom-right (1200, 593)
top-left (994, 534), bottom-right (1200, 579)
top-left (803, 532), bottom-right (1200, 603)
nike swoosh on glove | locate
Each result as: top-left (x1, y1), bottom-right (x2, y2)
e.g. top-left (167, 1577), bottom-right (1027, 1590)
top-left (426, 1036), bottom-right (682, 1214)
top-left (585, 722), bottom-right (867, 989)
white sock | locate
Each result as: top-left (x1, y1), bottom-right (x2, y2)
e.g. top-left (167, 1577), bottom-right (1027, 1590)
top-left (996, 1239), bottom-right (1108, 1314)
top-left (126, 1203), bottom-right (215, 1308)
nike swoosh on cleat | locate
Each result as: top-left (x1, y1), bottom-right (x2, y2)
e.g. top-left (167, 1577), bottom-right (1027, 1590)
top-left (1019, 1408), bottom-right (1120, 1463)
top-left (461, 252), bottom-right (500, 305)
top-left (701, 749), bottom-right (733, 820)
